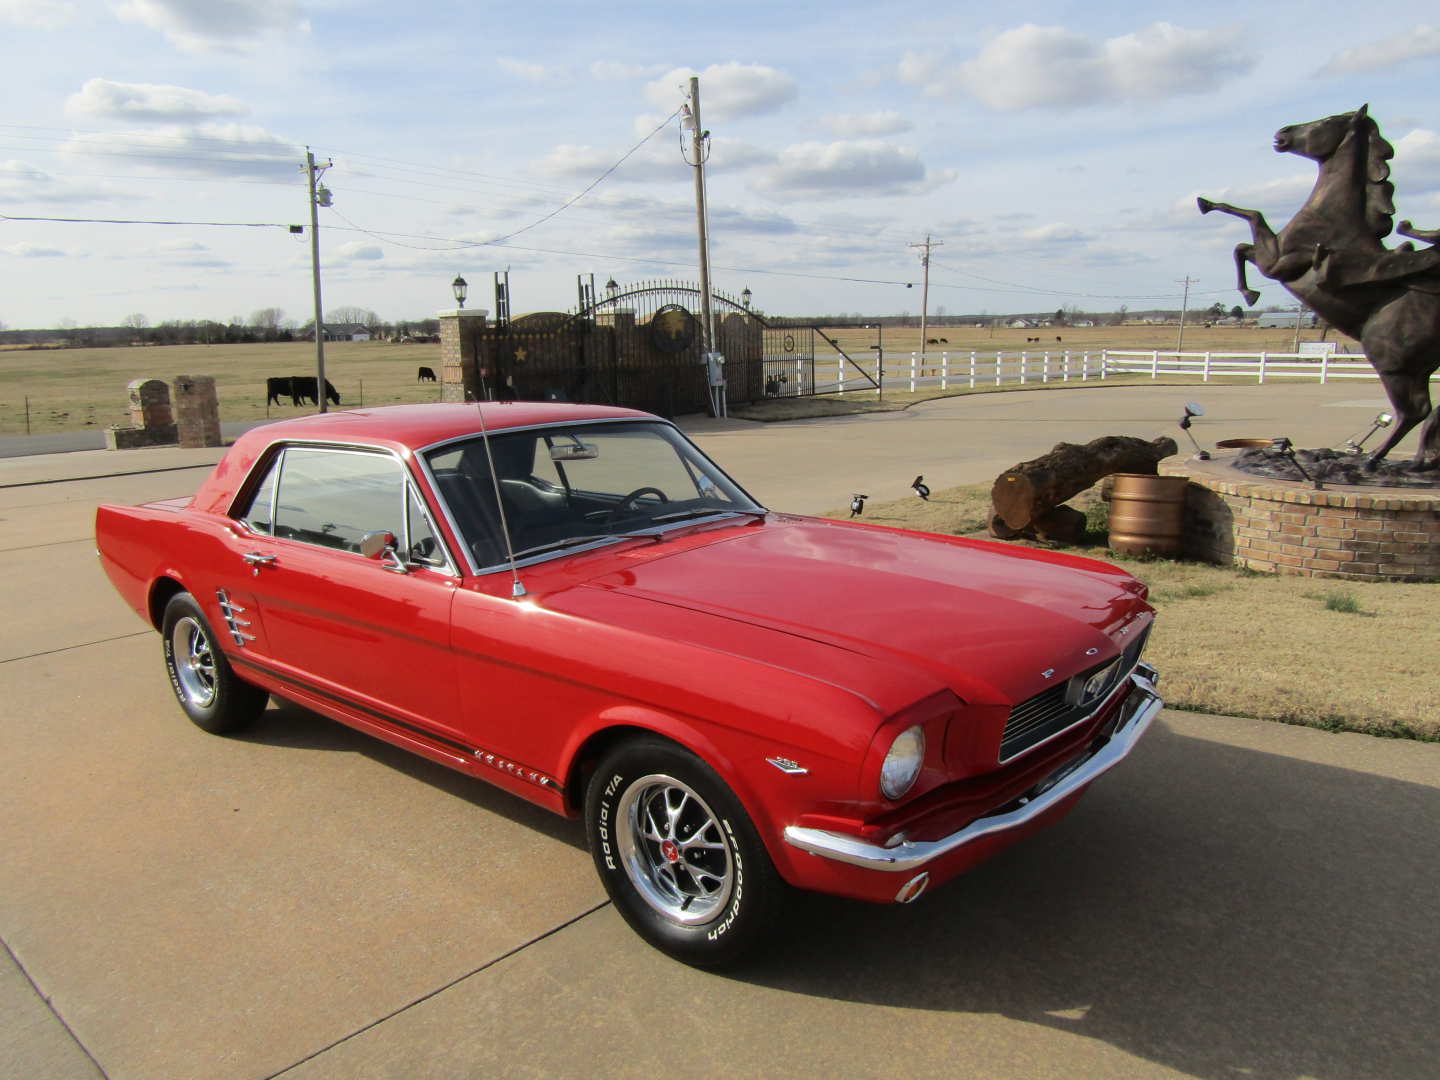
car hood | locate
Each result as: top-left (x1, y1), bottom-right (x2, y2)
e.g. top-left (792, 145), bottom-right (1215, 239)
top-left (579, 516), bottom-right (1151, 707)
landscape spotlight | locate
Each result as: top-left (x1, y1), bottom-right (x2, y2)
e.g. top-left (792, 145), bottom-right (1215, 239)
top-left (1179, 401), bottom-right (1210, 459)
top-left (1345, 411), bottom-right (1394, 453)
top-left (451, 275), bottom-right (468, 308)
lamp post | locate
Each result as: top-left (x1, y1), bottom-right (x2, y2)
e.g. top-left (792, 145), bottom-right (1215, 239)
top-left (741, 286), bottom-right (751, 310)
top-left (452, 275), bottom-right (468, 308)
top-left (605, 277), bottom-right (619, 311)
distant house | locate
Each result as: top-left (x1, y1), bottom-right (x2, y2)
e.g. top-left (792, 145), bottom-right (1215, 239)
top-left (1255, 311), bottom-right (1317, 328)
top-left (309, 323), bottom-right (372, 341)
top-left (1008, 318), bottom-right (1037, 329)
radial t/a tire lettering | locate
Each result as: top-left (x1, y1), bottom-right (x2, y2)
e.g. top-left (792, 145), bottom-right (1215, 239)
top-left (585, 736), bottom-right (785, 968)
top-left (161, 592), bottom-right (268, 734)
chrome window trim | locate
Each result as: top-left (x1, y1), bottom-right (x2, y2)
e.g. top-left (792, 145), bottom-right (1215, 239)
top-left (227, 440), bottom-right (460, 578)
top-left (418, 417), bottom-right (768, 577)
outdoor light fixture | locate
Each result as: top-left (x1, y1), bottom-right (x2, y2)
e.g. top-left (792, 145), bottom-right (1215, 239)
top-left (742, 286), bottom-right (752, 309)
top-left (1179, 401), bottom-right (1210, 459)
top-left (1345, 410), bottom-right (1394, 453)
top-left (452, 275), bottom-right (468, 308)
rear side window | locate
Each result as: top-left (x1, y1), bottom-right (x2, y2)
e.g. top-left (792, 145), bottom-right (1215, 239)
top-left (235, 447), bottom-right (404, 553)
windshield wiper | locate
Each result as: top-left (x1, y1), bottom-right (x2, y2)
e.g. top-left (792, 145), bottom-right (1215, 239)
top-left (649, 508), bottom-right (768, 524)
top-left (509, 531), bottom-right (663, 560)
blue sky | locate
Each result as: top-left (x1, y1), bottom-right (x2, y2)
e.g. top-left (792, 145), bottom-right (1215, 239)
top-left (3, 0), bottom-right (1440, 329)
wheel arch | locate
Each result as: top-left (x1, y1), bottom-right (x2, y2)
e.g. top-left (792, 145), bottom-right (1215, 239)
top-left (559, 709), bottom-right (768, 834)
top-left (148, 575), bottom-right (189, 629)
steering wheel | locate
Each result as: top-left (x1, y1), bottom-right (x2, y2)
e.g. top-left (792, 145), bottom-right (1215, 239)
top-left (607, 486), bottom-right (669, 524)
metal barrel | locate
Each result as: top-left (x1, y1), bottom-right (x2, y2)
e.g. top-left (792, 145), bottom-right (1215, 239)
top-left (1108, 474), bottom-right (1189, 556)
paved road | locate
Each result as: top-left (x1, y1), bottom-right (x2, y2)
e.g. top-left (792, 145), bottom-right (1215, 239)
top-left (2, 382), bottom-right (1435, 1079)
top-left (0, 421), bottom-right (272, 459)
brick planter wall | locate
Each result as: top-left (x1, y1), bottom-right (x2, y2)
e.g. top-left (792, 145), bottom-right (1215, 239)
top-left (1162, 459), bottom-right (1440, 581)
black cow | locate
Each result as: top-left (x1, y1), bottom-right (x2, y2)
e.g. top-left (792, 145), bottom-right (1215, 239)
top-left (417, 365), bottom-right (437, 382)
top-left (266, 376), bottom-right (299, 407)
top-left (291, 376), bottom-right (341, 406)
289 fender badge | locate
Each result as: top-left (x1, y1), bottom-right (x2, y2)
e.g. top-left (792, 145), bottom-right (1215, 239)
top-left (1041, 668), bottom-right (1056, 679)
top-left (766, 756), bottom-right (808, 775)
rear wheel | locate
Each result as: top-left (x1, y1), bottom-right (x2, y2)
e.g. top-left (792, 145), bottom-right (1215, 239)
top-left (585, 737), bottom-right (785, 968)
top-left (161, 592), bottom-right (268, 734)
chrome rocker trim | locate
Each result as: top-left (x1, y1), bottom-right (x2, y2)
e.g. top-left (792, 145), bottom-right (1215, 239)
top-left (784, 665), bottom-right (1162, 873)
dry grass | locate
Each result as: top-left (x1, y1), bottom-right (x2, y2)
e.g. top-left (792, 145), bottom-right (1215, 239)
top-left (820, 483), bottom-right (1439, 741)
top-left (0, 341), bottom-right (442, 435)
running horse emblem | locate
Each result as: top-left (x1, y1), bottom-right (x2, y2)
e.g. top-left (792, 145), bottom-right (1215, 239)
top-left (1198, 105), bottom-right (1440, 470)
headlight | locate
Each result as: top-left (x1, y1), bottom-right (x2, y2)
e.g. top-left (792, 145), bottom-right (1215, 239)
top-left (880, 725), bottom-right (925, 800)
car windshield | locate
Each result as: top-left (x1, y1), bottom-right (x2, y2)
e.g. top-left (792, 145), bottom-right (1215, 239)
top-left (423, 421), bottom-right (765, 570)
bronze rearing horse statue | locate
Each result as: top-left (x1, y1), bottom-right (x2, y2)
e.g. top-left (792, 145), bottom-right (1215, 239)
top-left (1199, 105), bottom-right (1440, 470)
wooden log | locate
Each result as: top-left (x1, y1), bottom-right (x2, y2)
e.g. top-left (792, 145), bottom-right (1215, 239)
top-left (992, 435), bottom-right (1178, 533)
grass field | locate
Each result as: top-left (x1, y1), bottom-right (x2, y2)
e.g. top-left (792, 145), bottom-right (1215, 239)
top-left (0, 341), bottom-right (442, 435)
top-left (819, 483), bottom-right (1439, 741)
top-left (0, 323), bottom-right (1342, 436)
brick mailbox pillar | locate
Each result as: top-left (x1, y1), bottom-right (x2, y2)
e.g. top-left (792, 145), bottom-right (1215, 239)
top-left (104, 378), bottom-right (179, 450)
top-left (173, 374), bottom-right (222, 448)
top-left (438, 309), bottom-right (489, 403)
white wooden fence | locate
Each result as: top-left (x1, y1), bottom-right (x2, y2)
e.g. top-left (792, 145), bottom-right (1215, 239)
top-left (811, 348), bottom-right (1437, 395)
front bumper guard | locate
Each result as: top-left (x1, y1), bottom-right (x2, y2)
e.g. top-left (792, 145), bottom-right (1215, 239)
top-left (784, 665), bottom-right (1162, 874)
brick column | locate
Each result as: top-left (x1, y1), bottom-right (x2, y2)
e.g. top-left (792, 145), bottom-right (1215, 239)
top-left (173, 374), bottom-right (222, 448)
top-left (105, 377), bottom-right (179, 450)
top-left (437, 308), bottom-right (488, 403)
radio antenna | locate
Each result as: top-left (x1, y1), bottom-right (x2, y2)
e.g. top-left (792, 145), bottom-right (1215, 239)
top-left (474, 401), bottom-right (526, 598)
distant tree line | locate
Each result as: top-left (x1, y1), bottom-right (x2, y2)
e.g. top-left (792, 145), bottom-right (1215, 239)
top-left (0, 308), bottom-right (441, 348)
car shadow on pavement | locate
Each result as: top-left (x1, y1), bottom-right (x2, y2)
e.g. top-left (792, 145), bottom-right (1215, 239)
top-left (232, 697), bottom-right (588, 852)
top-left (737, 720), bottom-right (1439, 1080)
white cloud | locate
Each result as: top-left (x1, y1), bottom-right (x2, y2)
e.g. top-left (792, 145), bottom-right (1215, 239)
top-left (902, 22), bottom-right (1253, 110)
top-left (1394, 128), bottom-right (1440, 191)
top-left (64, 123), bottom-right (298, 179)
top-left (335, 242), bottom-right (384, 261)
top-left (751, 140), bottom-right (954, 198)
top-left (112, 0), bottom-right (307, 53)
top-left (0, 159), bottom-right (118, 204)
top-left (1, 0), bottom-right (78, 28)
top-left (1316, 25), bottom-right (1440, 76)
top-left (67, 78), bottom-right (245, 122)
top-left (498, 58), bottom-right (555, 83)
top-left (1021, 224), bottom-right (1090, 244)
top-left (821, 111), bottom-right (912, 137)
top-left (644, 62), bottom-right (797, 122)
top-left (3, 242), bottom-right (67, 257)
top-left (591, 60), bottom-right (670, 81)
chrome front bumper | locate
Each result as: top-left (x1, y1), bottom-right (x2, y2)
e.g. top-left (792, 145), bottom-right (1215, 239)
top-left (784, 664), bottom-right (1162, 874)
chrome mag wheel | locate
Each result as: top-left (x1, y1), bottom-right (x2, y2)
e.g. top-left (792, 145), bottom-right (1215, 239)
top-left (170, 615), bottom-right (218, 709)
top-left (616, 774), bottom-right (735, 925)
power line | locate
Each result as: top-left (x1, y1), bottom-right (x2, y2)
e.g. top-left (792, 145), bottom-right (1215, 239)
top-left (1, 212), bottom-right (297, 228)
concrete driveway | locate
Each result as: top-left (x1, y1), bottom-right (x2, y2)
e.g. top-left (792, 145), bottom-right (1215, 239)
top-left (2, 382), bottom-right (1435, 1079)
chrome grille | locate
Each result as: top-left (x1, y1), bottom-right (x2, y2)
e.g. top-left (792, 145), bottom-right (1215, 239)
top-left (1000, 624), bottom-right (1151, 763)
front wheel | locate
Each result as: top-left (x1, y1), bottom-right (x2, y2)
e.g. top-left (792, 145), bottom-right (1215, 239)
top-left (161, 592), bottom-right (268, 734)
top-left (585, 737), bottom-right (786, 968)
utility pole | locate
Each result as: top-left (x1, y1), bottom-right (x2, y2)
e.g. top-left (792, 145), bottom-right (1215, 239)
top-left (1175, 275), bottom-right (1195, 354)
top-left (1292, 304), bottom-right (1306, 353)
top-left (682, 76), bottom-right (721, 417)
top-left (909, 234), bottom-right (942, 355)
top-left (303, 148), bottom-right (333, 412)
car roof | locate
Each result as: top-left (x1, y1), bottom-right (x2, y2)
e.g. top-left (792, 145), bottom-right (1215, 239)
top-left (192, 402), bottom-right (658, 514)
top-left (239, 401), bottom-right (655, 451)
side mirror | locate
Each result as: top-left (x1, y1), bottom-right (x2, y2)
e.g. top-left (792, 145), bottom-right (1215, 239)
top-left (359, 530), bottom-right (409, 573)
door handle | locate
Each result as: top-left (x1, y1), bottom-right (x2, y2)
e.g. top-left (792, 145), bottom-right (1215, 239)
top-left (242, 552), bottom-right (277, 575)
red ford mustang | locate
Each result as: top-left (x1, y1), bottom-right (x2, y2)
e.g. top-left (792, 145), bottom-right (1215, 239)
top-left (96, 402), bottom-right (1161, 966)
